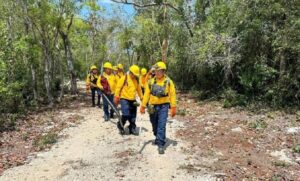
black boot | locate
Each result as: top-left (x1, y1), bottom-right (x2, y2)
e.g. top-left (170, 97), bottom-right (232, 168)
top-left (117, 121), bottom-right (125, 134)
top-left (129, 129), bottom-right (138, 136)
top-left (158, 147), bottom-right (165, 154)
top-left (110, 111), bottom-right (114, 119)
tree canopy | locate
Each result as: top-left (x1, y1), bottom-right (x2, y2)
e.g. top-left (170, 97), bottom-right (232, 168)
top-left (0, 0), bottom-right (299, 124)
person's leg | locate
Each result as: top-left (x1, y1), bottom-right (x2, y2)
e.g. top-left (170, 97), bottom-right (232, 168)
top-left (128, 102), bottom-right (137, 134)
top-left (91, 88), bottom-right (96, 106)
top-left (96, 89), bottom-right (101, 107)
top-left (120, 99), bottom-right (130, 132)
top-left (109, 94), bottom-right (115, 118)
top-left (156, 104), bottom-right (169, 148)
top-left (103, 94), bottom-right (109, 121)
top-left (149, 108), bottom-right (158, 143)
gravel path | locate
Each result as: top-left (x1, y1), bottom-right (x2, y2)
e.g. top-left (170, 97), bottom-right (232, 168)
top-left (0, 104), bottom-right (214, 181)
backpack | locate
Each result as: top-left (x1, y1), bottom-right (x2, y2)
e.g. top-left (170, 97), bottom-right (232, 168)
top-left (100, 75), bottom-right (111, 95)
top-left (89, 74), bottom-right (98, 84)
top-left (149, 77), bottom-right (170, 98)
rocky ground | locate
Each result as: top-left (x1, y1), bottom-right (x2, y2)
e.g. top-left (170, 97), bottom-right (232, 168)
top-left (1, 83), bottom-right (300, 181)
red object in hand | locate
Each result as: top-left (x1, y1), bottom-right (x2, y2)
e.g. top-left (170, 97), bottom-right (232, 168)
top-left (170, 107), bottom-right (176, 117)
top-left (114, 97), bottom-right (120, 105)
top-left (140, 106), bottom-right (146, 114)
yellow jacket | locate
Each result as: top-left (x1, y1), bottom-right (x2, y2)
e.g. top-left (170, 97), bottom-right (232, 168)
top-left (86, 73), bottom-right (99, 89)
top-left (139, 75), bottom-right (149, 89)
top-left (115, 74), bottom-right (143, 101)
top-left (142, 75), bottom-right (176, 108)
top-left (114, 72), bottom-right (124, 84)
top-left (96, 72), bottom-right (117, 94)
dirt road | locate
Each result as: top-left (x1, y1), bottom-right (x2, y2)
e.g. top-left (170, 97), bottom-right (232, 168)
top-left (0, 101), bottom-right (214, 181)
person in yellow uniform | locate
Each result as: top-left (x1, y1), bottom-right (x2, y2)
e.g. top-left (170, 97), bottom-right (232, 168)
top-left (113, 65), bottom-right (120, 83)
top-left (140, 61), bottom-right (177, 154)
top-left (97, 62), bottom-right (117, 121)
top-left (114, 65), bottom-right (143, 135)
top-left (86, 65), bottom-right (101, 107)
top-left (139, 68), bottom-right (148, 94)
top-left (117, 63), bottom-right (125, 79)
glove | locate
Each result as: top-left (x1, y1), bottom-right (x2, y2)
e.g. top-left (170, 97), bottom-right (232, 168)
top-left (140, 106), bottom-right (146, 114)
top-left (170, 107), bottom-right (176, 117)
top-left (114, 97), bottom-right (120, 105)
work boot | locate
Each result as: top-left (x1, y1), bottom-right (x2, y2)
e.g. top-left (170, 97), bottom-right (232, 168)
top-left (110, 111), bottom-right (114, 119)
top-left (129, 129), bottom-right (138, 136)
top-left (117, 121), bottom-right (125, 134)
top-left (158, 147), bottom-right (165, 154)
top-left (104, 115), bottom-right (109, 122)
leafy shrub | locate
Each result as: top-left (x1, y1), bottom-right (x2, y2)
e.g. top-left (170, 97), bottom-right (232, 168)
top-left (33, 132), bottom-right (58, 150)
top-left (223, 89), bottom-right (247, 108)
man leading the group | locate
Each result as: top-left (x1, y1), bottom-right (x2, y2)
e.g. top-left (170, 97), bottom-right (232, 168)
top-left (114, 65), bottom-right (143, 135)
top-left (140, 61), bottom-right (177, 154)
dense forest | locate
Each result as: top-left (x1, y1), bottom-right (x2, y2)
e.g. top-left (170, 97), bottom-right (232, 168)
top-left (1, 0), bottom-right (299, 130)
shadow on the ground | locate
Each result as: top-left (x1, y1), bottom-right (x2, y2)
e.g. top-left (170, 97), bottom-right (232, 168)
top-left (138, 138), bottom-right (178, 154)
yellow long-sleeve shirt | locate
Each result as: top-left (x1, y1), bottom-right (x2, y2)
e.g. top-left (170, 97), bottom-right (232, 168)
top-left (115, 72), bottom-right (124, 85)
top-left (142, 75), bottom-right (177, 108)
top-left (115, 74), bottom-right (143, 101)
top-left (96, 72), bottom-right (117, 94)
top-left (86, 73), bottom-right (99, 89)
top-left (139, 75), bottom-right (149, 89)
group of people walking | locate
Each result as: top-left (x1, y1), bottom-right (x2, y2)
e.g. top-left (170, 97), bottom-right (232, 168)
top-left (86, 61), bottom-right (176, 154)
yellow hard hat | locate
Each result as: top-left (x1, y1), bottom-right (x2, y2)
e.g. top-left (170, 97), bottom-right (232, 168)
top-left (90, 65), bottom-right (97, 70)
top-left (113, 66), bottom-right (118, 71)
top-left (129, 65), bottom-right (140, 77)
top-left (141, 68), bottom-right (147, 76)
top-left (117, 63), bottom-right (123, 69)
top-left (155, 61), bottom-right (166, 70)
top-left (103, 62), bottom-right (112, 69)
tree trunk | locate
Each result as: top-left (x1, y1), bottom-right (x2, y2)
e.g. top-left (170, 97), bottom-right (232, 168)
top-left (20, 0), bottom-right (38, 101)
top-left (279, 50), bottom-right (286, 78)
top-left (161, 4), bottom-right (169, 63)
top-left (30, 64), bottom-right (38, 100)
top-left (60, 31), bottom-right (78, 95)
top-left (41, 36), bottom-right (54, 105)
top-left (162, 39), bottom-right (168, 63)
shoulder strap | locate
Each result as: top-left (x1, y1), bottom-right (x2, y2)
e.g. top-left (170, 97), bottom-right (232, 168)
top-left (148, 78), bottom-right (155, 91)
top-left (118, 74), bottom-right (128, 97)
top-left (163, 77), bottom-right (170, 87)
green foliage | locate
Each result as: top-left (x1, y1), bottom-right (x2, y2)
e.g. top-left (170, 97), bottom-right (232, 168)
top-left (273, 160), bottom-right (290, 167)
top-left (248, 119), bottom-right (268, 130)
top-left (177, 108), bottom-right (187, 116)
top-left (0, 114), bottom-right (18, 132)
top-left (292, 145), bottom-right (300, 153)
top-left (223, 89), bottom-right (247, 108)
top-left (33, 132), bottom-right (58, 150)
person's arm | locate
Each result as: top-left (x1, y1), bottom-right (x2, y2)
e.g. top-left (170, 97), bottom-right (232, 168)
top-left (86, 75), bottom-right (90, 91)
top-left (141, 81), bottom-right (151, 107)
top-left (137, 83), bottom-right (143, 101)
top-left (96, 75), bottom-right (103, 90)
top-left (169, 80), bottom-right (177, 108)
top-left (114, 76), bottom-right (126, 99)
top-left (169, 80), bottom-right (177, 117)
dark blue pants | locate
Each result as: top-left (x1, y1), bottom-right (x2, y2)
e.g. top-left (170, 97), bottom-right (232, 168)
top-left (149, 104), bottom-right (169, 148)
top-left (120, 99), bottom-right (137, 132)
top-left (91, 88), bottom-right (101, 106)
top-left (103, 94), bottom-right (114, 119)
